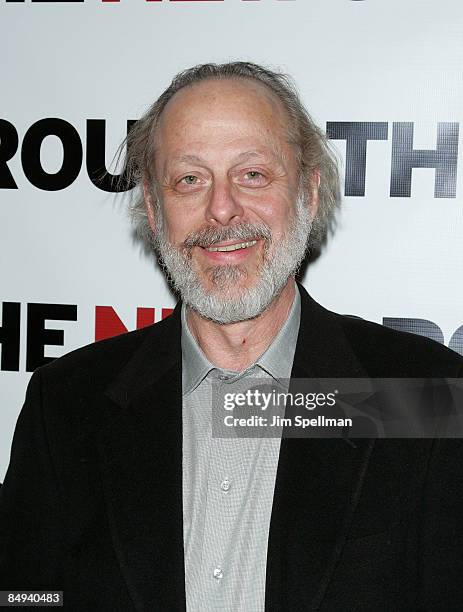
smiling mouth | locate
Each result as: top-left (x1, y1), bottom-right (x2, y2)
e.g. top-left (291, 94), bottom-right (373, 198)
top-left (204, 240), bottom-right (257, 253)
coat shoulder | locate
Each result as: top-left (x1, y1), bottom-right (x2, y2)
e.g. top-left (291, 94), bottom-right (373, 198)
top-left (37, 314), bottom-right (176, 390)
top-left (334, 310), bottom-right (463, 377)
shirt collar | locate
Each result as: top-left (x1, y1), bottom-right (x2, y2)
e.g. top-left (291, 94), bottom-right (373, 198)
top-left (181, 284), bottom-right (301, 396)
top-left (256, 286), bottom-right (300, 381)
top-left (181, 305), bottom-right (216, 396)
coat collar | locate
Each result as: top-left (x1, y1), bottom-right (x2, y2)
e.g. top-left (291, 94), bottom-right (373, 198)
top-left (100, 284), bottom-right (373, 611)
top-left (293, 283), bottom-right (367, 379)
top-left (105, 282), bottom-right (367, 409)
top-left (104, 300), bottom-right (183, 411)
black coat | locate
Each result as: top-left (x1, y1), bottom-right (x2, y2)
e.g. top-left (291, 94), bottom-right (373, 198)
top-left (1, 284), bottom-right (463, 611)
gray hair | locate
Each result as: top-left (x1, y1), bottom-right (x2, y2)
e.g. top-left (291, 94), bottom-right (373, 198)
top-left (120, 61), bottom-right (341, 249)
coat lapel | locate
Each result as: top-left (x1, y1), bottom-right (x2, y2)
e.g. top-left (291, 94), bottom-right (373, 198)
top-left (265, 284), bottom-right (375, 611)
top-left (98, 304), bottom-right (186, 612)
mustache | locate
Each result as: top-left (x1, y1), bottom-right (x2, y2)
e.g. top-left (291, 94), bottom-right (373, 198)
top-left (182, 223), bottom-right (272, 250)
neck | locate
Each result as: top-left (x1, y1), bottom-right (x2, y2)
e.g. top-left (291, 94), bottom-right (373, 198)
top-left (186, 278), bottom-right (296, 371)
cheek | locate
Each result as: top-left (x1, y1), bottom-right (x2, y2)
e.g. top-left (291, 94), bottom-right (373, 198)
top-left (252, 196), bottom-right (293, 235)
top-left (162, 207), bottom-right (200, 245)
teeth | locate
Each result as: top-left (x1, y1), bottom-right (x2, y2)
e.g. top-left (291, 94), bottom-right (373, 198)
top-left (205, 240), bottom-right (257, 252)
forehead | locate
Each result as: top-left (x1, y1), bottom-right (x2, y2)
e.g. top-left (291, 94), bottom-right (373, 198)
top-left (155, 78), bottom-right (291, 154)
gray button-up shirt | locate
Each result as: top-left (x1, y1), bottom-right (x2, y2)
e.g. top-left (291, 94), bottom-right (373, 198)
top-left (182, 287), bottom-right (301, 611)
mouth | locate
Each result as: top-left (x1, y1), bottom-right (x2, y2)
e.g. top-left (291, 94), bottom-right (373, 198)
top-left (197, 238), bottom-right (261, 264)
top-left (204, 240), bottom-right (258, 253)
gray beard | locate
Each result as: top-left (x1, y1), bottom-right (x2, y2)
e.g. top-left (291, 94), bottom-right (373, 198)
top-left (152, 194), bottom-right (312, 324)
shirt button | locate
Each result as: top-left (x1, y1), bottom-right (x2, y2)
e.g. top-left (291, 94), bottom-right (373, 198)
top-left (213, 567), bottom-right (224, 580)
top-left (220, 478), bottom-right (231, 493)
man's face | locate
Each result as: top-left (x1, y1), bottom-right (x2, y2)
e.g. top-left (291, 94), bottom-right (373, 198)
top-left (145, 78), bottom-right (316, 323)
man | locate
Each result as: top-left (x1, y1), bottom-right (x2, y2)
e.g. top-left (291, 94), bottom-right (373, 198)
top-left (1, 62), bottom-right (463, 611)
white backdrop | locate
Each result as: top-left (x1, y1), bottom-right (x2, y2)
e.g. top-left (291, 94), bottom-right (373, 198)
top-left (1, 0), bottom-right (462, 481)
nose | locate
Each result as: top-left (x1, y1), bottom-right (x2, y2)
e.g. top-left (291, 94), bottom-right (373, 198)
top-left (205, 179), bottom-right (244, 226)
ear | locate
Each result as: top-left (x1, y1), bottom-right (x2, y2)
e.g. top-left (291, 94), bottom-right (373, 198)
top-left (143, 179), bottom-right (157, 233)
top-left (308, 169), bottom-right (321, 219)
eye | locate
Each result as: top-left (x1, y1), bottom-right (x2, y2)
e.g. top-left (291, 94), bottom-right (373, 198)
top-left (180, 175), bottom-right (198, 185)
top-left (175, 174), bottom-right (203, 192)
top-left (244, 171), bottom-right (264, 181)
top-left (241, 170), bottom-right (269, 187)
